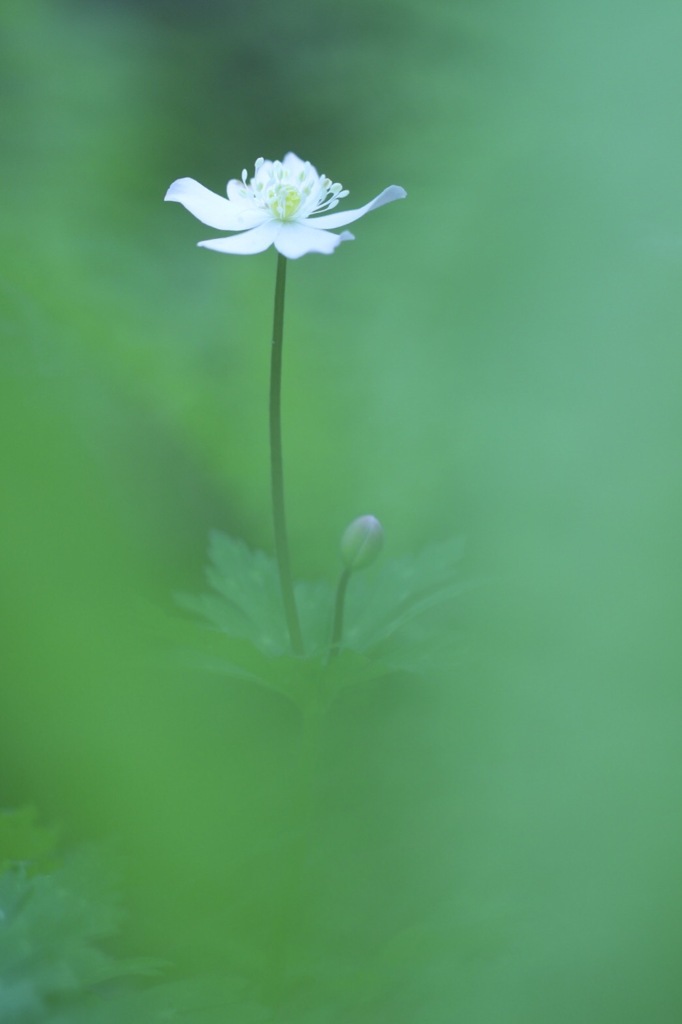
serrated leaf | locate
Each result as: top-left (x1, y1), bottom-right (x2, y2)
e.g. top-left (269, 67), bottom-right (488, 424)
top-left (336, 536), bottom-right (466, 671)
top-left (177, 531), bottom-right (335, 659)
top-left (0, 845), bottom-right (165, 1023)
top-left (175, 532), bottom-right (465, 696)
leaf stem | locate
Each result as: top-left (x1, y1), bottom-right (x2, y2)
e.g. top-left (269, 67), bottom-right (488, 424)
top-left (328, 566), bottom-right (352, 661)
top-left (270, 253), bottom-right (304, 656)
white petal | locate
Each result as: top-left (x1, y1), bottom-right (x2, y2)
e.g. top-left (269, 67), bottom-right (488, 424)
top-left (165, 178), bottom-right (267, 230)
top-left (303, 185), bottom-right (407, 230)
top-left (283, 152), bottom-right (314, 177)
top-left (226, 179), bottom-right (254, 204)
top-left (274, 224), bottom-right (354, 259)
top-left (197, 220), bottom-right (281, 255)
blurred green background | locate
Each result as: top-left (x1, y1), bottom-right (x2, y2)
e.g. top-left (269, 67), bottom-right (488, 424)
top-left (2, 0), bottom-right (682, 1020)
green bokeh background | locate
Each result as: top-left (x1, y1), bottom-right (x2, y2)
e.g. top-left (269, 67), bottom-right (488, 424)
top-left (2, 0), bottom-right (682, 1020)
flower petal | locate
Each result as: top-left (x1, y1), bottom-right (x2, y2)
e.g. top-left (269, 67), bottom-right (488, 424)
top-left (274, 224), bottom-right (354, 259)
top-left (282, 152), bottom-right (314, 177)
top-left (226, 179), bottom-right (253, 204)
top-left (165, 178), bottom-right (267, 230)
top-left (197, 220), bottom-right (281, 255)
top-left (302, 185), bottom-right (407, 230)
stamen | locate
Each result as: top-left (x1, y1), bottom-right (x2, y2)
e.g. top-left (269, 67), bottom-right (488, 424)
top-left (234, 156), bottom-right (349, 222)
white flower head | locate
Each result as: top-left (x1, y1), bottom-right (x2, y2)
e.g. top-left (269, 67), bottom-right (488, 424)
top-left (165, 152), bottom-right (407, 259)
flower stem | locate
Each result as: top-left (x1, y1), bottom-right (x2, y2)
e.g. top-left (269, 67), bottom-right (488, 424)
top-left (270, 253), bottom-right (304, 656)
top-left (328, 566), bottom-right (352, 662)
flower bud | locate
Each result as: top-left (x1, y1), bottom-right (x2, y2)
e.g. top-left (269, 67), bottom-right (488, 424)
top-left (340, 515), bottom-right (384, 571)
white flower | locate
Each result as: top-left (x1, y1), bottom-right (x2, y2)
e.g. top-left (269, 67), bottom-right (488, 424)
top-left (164, 152), bottom-right (407, 259)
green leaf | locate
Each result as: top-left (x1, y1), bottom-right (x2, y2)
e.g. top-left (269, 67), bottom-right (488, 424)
top-left (0, 844), bottom-right (164, 1023)
top-left (177, 532), bottom-right (466, 687)
top-left (177, 531), bottom-right (335, 660)
top-left (343, 536), bottom-right (466, 670)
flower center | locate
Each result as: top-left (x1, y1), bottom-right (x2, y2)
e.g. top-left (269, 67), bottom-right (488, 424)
top-left (237, 157), bottom-right (350, 223)
top-left (268, 184), bottom-right (302, 221)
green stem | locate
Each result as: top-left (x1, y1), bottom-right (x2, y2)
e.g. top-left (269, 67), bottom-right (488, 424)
top-left (328, 566), bottom-right (352, 662)
top-left (270, 253), bottom-right (304, 656)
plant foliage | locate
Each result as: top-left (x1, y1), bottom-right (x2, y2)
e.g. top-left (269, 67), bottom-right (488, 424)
top-left (175, 531), bottom-right (465, 710)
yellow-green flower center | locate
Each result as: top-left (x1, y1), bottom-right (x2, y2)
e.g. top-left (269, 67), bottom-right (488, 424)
top-left (268, 184), bottom-right (302, 221)
top-left (238, 157), bottom-right (350, 223)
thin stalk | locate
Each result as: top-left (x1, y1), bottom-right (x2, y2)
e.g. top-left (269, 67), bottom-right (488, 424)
top-left (328, 566), bottom-right (352, 662)
top-left (270, 253), bottom-right (304, 655)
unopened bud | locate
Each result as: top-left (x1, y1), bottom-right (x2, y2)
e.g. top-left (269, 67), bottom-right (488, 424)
top-left (340, 515), bottom-right (384, 571)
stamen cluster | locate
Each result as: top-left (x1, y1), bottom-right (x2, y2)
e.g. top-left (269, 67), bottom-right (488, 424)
top-left (237, 158), bottom-right (350, 222)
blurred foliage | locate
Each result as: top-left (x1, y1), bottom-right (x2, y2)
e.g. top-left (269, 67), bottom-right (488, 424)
top-left (0, 810), bottom-right (163, 1022)
top-left (2, 0), bottom-right (682, 1021)
top-left (0, 808), bottom-right (58, 875)
top-left (177, 530), bottom-right (464, 674)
